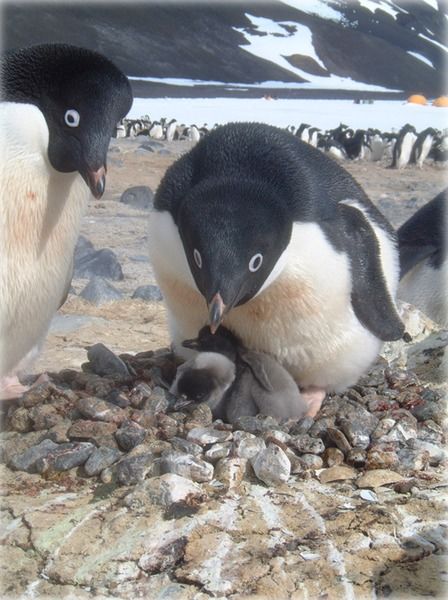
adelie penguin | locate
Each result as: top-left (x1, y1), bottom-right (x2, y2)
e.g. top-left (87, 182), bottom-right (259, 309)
top-left (148, 122), bottom-right (406, 415)
top-left (398, 189), bottom-right (447, 327)
top-left (391, 124), bottom-right (417, 169)
top-left (0, 43), bottom-right (132, 399)
top-left (170, 326), bottom-right (309, 423)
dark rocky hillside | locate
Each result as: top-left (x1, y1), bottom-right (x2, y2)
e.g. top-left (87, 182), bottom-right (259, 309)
top-left (2, 1), bottom-right (447, 98)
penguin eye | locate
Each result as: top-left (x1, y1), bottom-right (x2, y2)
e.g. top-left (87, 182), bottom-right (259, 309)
top-left (249, 253), bottom-right (263, 272)
top-left (193, 249), bottom-right (202, 269)
top-left (64, 109), bottom-right (80, 128)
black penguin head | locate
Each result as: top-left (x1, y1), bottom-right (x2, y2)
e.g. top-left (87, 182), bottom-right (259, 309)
top-left (182, 325), bottom-right (241, 361)
top-left (1, 44), bottom-right (133, 198)
top-left (178, 177), bottom-right (292, 332)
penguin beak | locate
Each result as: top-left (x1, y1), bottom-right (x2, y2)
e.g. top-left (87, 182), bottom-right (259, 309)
top-left (83, 165), bottom-right (107, 199)
top-left (208, 292), bottom-right (226, 334)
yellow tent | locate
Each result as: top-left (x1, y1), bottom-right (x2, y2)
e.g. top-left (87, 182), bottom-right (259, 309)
top-left (407, 94), bottom-right (427, 105)
top-left (433, 96), bottom-right (448, 107)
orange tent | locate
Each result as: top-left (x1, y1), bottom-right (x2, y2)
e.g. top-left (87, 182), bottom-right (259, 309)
top-left (407, 94), bottom-right (427, 105)
top-left (433, 96), bottom-right (448, 107)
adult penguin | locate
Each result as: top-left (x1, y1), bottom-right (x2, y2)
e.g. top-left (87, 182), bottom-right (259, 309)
top-left (148, 122), bottom-right (405, 415)
top-left (0, 43), bottom-right (132, 398)
top-left (398, 189), bottom-right (447, 326)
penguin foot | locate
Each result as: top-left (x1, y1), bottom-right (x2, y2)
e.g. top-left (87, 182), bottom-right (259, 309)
top-left (0, 372), bottom-right (50, 401)
top-left (0, 376), bottom-right (30, 401)
top-left (300, 386), bottom-right (326, 417)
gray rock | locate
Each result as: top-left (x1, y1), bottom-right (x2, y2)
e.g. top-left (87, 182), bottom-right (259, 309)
top-left (8, 439), bottom-right (59, 473)
top-left (407, 439), bottom-right (445, 466)
top-left (115, 419), bottom-right (147, 451)
top-left (289, 416), bottom-right (315, 435)
top-left (290, 434), bottom-right (325, 455)
top-left (132, 284), bottom-right (163, 302)
top-left (417, 420), bottom-right (444, 443)
top-left (120, 186), bottom-right (154, 210)
top-left (143, 386), bottom-right (171, 415)
top-left (87, 343), bottom-right (130, 378)
top-left (233, 435), bottom-right (266, 460)
top-left (214, 457), bottom-right (248, 489)
top-left (74, 235), bottom-right (94, 262)
top-left (75, 248), bottom-right (124, 281)
top-left (116, 452), bottom-right (157, 485)
top-left (140, 140), bottom-right (164, 150)
top-left (186, 427), bottom-right (233, 446)
top-left (327, 427), bottom-right (352, 453)
top-left (251, 443), bottom-right (291, 486)
top-left (80, 277), bottom-right (123, 305)
top-left (160, 451), bottom-right (214, 482)
top-left (339, 418), bottom-right (371, 450)
top-left (171, 437), bottom-right (203, 457)
top-left (233, 414), bottom-right (280, 435)
top-left (204, 442), bottom-right (232, 462)
top-left (323, 447), bottom-right (345, 467)
top-left (84, 446), bottom-right (123, 476)
top-left (29, 404), bottom-right (63, 430)
top-left (77, 396), bottom-right (127, 423)
top-left (300, 454), bottom-right (324, 470)
top-left (8, 407), bottom-right (33, 433)
top-left (128, 382), bottom-right (153, 409)
top-left (35, 442), bottom-right (95, 473)
top-left (67, 419), bottom-right (118, 444)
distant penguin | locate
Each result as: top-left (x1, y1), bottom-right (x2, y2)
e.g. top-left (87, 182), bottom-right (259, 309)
top-left (148, 122), bottom-right (405, 416)
top-left (343, 129), bottom-right (370, 160)
top-left (170, 326), bottom-right (309, 423)
top-left (411, 127), bottom-right (437, 168)
top-left (308, 127), bottom-right (320, 147)
top-left (324, 139), bottom-right (348, 161)
top-left (398, 189), bottom-right (447, 326)
top-left (165, 118), bottom-right (177, 142)
top-left (391, 124), bottom-right (417, 168)
top-left (429, 133), bottom-right (448, 163)
top-left (0, 44), bottom-right (132, 399)
top-left (188, 125), bottom-right (201, 143)
top-left (149, 121), bottom-right (164, 140)
top-left (115, 120), bottom-right (126, 139)
top-left (295, 123), bottom-right (311, 143)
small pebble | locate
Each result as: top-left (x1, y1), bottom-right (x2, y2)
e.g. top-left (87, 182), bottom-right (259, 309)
top-left (35, 442), bottom-right (95, 474)
top-left (9, 407), bottom-right (33, 433)
top-left (290, 434), bottom-right (325, 455)
top-left (346, 448), bottom-right (367, 468)
top-left (115, 419), bottom-right (146, 451)
top-left (171, 437), bottom-right (203, 457)
top-left (8, 439), bottom-right (59, 473)
top-left (214, 457), bottom-right (248, 489)
top-left (129, 383), bottom-right (153, 408)
top-left (327, 428), bottom-right (352, 454)
top-left (87, 343), bottom-right (129, 378)
top-left (160, 451), bottom-right (214, 483)
top-left (84, 446), bottom-right (122, 476)
top-left (319, 465), bottom-right (357, 484)
top-left (251, 443), bottom-right (291, 486)
top-left (356, 469), bottom-right (404, 489)
top-left (187, 427), bottom-right (233, 446)
top-left (300, 454), bottom-right (323, 470)
top-left (116, 452), bottom-right (157, 485)
top-left (204, 442), bottom-right (232, 462)
top-left (77, 397), bottom-right (127, 424)
top-left (233, 436), bottom-right (266, 460)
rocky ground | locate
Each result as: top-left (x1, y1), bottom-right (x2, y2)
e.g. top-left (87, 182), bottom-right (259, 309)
top-left (0, 136), bottom-right (447, 599)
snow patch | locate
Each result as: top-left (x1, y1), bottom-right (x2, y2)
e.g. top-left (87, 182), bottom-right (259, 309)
top-left (280, 0), bottom-right (342, 22)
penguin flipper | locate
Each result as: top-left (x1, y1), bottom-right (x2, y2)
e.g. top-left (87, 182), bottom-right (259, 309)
top-left (58, 258), bottom-right (74, 309)
top-left (239, 351), bottom-right (274, 392)
top-left (338, 200), bottom-right (405, 342)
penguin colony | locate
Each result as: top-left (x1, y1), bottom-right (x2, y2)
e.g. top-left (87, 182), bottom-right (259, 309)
top-left (118, 116), bottom-right (447, 169)
top-left (0, 44), bottom-right (132, 399)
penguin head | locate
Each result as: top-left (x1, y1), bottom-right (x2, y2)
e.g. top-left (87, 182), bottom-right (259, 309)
top-left (1, 44), bottom-right (133, 198)
top-left (182, 325), bottom-right (241, 361)
top-left (178, 177), bottom-right (291, 332)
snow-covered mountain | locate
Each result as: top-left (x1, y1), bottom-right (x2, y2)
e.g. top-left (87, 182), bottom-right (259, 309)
top-left (3, 1), bottom-right (447, 98)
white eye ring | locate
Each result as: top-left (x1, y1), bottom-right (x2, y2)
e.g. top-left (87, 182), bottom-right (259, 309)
top-left (249, 253), bottom-right (263, 272)
top-left (193, 249), bottom-right (202, 269)
top-left (64, 109), bottom-right (80, 128)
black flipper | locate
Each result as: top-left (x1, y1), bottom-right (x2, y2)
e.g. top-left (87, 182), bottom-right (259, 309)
top-left (337, 201), bottom-right (405, 341)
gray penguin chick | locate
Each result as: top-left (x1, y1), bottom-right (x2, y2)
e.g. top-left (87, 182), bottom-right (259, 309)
top-left (170, 326), bottom-right (308, 423)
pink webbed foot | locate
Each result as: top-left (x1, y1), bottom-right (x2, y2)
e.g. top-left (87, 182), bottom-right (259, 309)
top-left (300, 386), bottom-right (327, 418)
top-left (0, 372), bottom-right (50, 401)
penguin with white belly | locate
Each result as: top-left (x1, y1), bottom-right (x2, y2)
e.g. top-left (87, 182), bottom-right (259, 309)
top-left (0, 43), bottom-right (132, 398)
top-left (398, 189), bottom-right (447, 327)
top-left (391, 124), bottom-right (417, 169)
top-left (148, 122), bottom-right (405, 415)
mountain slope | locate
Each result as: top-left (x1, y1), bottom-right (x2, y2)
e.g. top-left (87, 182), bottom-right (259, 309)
top-left (2, 1), bottom-right (447, 97)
